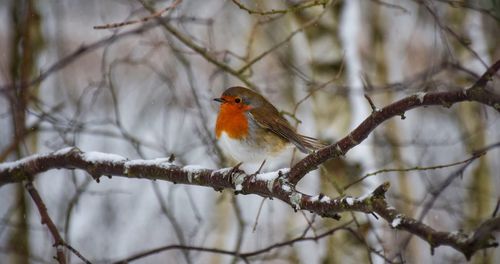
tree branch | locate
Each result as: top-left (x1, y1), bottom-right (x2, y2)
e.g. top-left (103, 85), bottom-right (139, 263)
top-left (113, 220), bottom-right (357, 264)
top-left (231, 0), bottom-right (329, 16)
top-left (25, 181), bottom-right (67, 264)
top-left (1, 61), bottom-right (498, 262)
top-left (137, 0), bottom-right (259, 90)
top-left (288, 59), bottom-right (500, 184)
top-left (1, 146), bottom-right (498, 259)
top-left (26, 181), bottom-right (92, 264)
top-left (0, 23), bottom-right (157, 95)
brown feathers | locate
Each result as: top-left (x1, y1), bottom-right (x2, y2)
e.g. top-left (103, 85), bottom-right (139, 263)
top-left (216, 86), bottom-right (326, 155)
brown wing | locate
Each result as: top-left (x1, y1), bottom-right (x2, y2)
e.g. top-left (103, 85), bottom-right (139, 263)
top-left (249, 106), bottom-right (325, 154)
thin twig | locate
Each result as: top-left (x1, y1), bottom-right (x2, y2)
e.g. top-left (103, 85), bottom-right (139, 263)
top-left (363, 94), bottom-right (378, 113)
top-left (0, 24), bottom-right (156, 93)
top-left (93, 0), bottom-right (182, 29)
top-left (26, 182), bottom-right (92, 263)
top-left (232, 0), bottom-right (328, 16)
top-left (252, 198), bottom-right (267, 232)
top-left (237, 7), bottom-right (329, 74)
top-left (342, 150), bottom-right (486, 191)
top-left (113, 220), bottom-right (353, 263)
top-left (137, 0), bottom-right (258, 90)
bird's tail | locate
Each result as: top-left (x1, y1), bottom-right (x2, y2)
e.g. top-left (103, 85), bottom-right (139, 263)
top-left (295, 134), bottom-right (327, 154)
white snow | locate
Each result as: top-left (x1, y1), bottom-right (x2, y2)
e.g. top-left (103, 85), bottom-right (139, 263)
top-left (256, 171), bottom-right (279, 181)
top-left (415, 92), bottom-right (426, 103)
top-left (0, 148), bottom-right (80, 172)
top-left (1, 148), bottom-right (79, 172)
top-left (124, 158), bottom-right (175, 174)
top-left (125, 158), bottom-right (174, 168)
top-left (0, 154), bottom-right (40, 171)
top-left (345, 197), bottom-right (355, 206)
top-left (391, 215), bottom-right (402, 228)
top-left (279, 168), bottom-right (290, 174)
top-left (256, 168), bottom-right (289, 181)
top-left (281, 184), bottom-right (292, 192)
top-left (82, 151), bottom-right (127, 163)
top-left (310, 195), bottom-right (320, 202)
top-left (211, 167), bottom-right (232, 176)
top-left (232, 172), bottom-right (246, 191)
top-left (183, 165), bottom-right (205, 183)
top-left (320, 195), bottom-right (331, 203)
top-left (182, 165), bottom-right (205, 172)
top-left (54, 147), bottom-right (76, 155)
top-left (309, 194), bottom-right (331, 203)
top-left (255, 168), bottom-right (289, 192)
top-left (289, 192), bottom-right (303, 210)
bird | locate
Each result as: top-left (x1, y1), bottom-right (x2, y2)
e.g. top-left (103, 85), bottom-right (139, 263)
top-left (214, 86), bottom-right (325, 164)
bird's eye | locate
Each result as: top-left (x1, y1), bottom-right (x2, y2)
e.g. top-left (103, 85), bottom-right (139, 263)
top-left (235, 98), bottom-right (241, 103)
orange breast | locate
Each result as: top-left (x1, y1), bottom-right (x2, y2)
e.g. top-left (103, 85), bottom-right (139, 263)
top-left (216, 104), bottom-right (249, 139)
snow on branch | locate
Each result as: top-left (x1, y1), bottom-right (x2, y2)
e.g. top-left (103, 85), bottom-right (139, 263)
top-left (289, 59), bottom-right (500, 184)
top-left (0, 61), bottom-right (499, 262)
top-left (0, 147), bottom-right (498, 259)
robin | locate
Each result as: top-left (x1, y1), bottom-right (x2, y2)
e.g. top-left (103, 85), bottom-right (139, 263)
top-left (214, 86), bottom-right (325, 163)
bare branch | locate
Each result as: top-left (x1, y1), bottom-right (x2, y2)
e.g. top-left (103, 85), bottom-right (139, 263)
top-left (25, 182), bottom-right (67, 264)
top-left (26, 181), bottom-right (92, 264)
top-left (342, 148), bottom-right (488, 191)
top-left (236, 7), bottom-right (328, 74)
top-left (93, 0), bottom-right (182, 29)
top-left (137, 0), bottom-right (258, 90)
top-left (0, 24), bottom-right (157, 94)
top-left (113, 221), bottom-right (354, 263)
top-left (288, 59), bottom-right (500, 184)
top-left (231, 0), bottom-right (329, 16)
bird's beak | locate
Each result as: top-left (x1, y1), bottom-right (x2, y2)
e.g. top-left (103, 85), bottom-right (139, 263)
top-left (213, 98), bottom-right (225, 103)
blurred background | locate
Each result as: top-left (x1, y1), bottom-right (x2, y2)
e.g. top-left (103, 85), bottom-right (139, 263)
top-left (0, 0), bottom-right (499, 263)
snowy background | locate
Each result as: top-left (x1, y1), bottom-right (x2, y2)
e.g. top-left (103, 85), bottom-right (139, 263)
top-left (0, 0), bottom-right (499, 263)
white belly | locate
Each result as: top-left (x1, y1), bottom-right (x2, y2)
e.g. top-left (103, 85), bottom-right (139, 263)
top-left (218, 132), bottom-right (267, 163)
top-left (218, 132), bottom-right (294, 168)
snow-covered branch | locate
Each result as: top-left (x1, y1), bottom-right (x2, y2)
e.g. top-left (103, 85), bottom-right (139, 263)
top-left (1, 147), bottom-right (498, 259)
top-left (289, 59), bottom-right (500, 184)
top-left (1, 60), bottom-right (499, 260)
